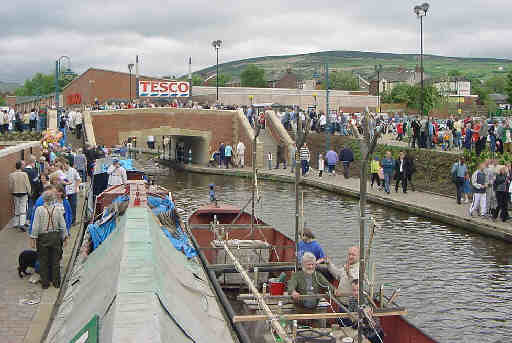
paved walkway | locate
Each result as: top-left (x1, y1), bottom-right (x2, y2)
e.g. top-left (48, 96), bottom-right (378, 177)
top-left (0, 192), bottom-right (84, 343)
top-left (177, 163), bottom-right (512, 242)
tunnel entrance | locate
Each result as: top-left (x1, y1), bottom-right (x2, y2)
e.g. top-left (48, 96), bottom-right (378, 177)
top-left (164, 135), bottom-right (209, 165)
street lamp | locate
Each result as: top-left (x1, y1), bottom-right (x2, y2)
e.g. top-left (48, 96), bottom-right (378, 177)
top-left (128, 63), bottom-right (134, 104)
top-left (374, 64), bottom-right (383, 113)
top-left (414, 2), bottom-right (429, 117)
top-left (55, 55), bottom-right (71, 109)
top-left (249, 95), bottom-right (253, 106)
top-left (212, 40), bottom-right (222, 102)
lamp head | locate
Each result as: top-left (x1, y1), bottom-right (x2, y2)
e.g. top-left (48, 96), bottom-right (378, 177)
top-left (212, 40), bottom-right (222, 49)
top-left (128, 63), bottom-right (134, 72)
top-left (414, 3), bottom-right (429, 17)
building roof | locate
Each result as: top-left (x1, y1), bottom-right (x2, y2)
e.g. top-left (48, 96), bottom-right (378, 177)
top-left (15, 95), bottom-right (53, 105)
top-left (489, 93), bottom-right (509, 103)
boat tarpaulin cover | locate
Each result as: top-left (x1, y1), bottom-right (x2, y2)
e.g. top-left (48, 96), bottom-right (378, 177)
top-left (147, 196), bottom-right (198, 258)
top-left (100, 159), bottom-right (135, 172)
top-left (87, 195), bottom-right (129, 250)
top-left (45, 206), bottom-right (235, 343)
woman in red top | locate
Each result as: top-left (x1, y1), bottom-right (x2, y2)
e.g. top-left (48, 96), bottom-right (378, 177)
top-left (472, 122), bottom-right (481, 144)
top-left (397, 122), bottom-right (404, 141)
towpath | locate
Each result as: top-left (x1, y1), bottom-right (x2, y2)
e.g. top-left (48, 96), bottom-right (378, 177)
top-left (0, 191), bottom-right (85, 343)
top-left (173, 163), bottom-right (512, 242)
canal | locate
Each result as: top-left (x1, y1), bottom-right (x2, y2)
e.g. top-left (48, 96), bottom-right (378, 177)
top-left (158, 170), bottom-right (512, 343)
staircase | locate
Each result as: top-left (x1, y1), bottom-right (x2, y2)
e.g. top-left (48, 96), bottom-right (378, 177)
top-left (259, 127), bottom-right (278, 169)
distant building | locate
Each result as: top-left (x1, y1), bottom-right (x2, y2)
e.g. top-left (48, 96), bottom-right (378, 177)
top-left (489, 93), bottom-right (511, 110)
top-left (266, 68), bottom-right (302, 89)
top-left (367, 66), bottom-right (429, 95)
top-left (433, 79), bottom-right (471, 96)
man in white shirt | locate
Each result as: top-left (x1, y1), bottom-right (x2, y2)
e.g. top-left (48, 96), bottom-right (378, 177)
top-left (62, 159), bottom-right (81, 224)
top-left (107, 159), bottom-right (127, 187)
top-left (326, 246), bottom-right (360, 305)
top-left (147, 135), bottom-right (155, 149)
top-left (236, 141), bottom-right (246, 168)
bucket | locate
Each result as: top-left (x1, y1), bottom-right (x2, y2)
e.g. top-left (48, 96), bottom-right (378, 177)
top-left (268, 279), bottom-right (285, 296)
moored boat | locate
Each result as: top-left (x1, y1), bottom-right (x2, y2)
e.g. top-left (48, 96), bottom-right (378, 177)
top-left (188, 201), bottom-right (439, 343)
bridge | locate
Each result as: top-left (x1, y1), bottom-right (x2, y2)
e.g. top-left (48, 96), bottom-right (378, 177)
top-left (83, 107), bottom-right (287, 167)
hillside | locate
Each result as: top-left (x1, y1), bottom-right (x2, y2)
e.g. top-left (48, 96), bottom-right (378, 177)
top-left (194, 50), bottom-right (512, 82)
top-left (0, 81), bottom-right (21, 93)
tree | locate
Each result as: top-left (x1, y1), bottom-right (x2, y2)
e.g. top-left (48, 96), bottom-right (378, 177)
top-left (191, 74), bottom-right (203, 86)
top-left (206, 74), bottom-right (231, 87)
top-left (484, 75), bottom-right (506, 94)
top-left (318, 71), bottom-right (359, 91)
top-left (14, 72), bottom-right (74, 96)
top-left (241, 64), bottom-right (266, 88)
top-left (406, 85), bottom-right (440, 115)
top-left (0, 97), bottom-right (5, 106)
top-left (505, 69), bottom-right (512, 104)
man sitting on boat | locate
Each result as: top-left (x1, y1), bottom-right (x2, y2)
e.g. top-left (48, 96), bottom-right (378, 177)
top-left (288, 252), bottom-right (330, 313)
top-left (326, 246), bottom-right (359, 305)
top-left (107, 158), bottom-right (127, 187)
top-left (298, 228), bottom-right (326, 264)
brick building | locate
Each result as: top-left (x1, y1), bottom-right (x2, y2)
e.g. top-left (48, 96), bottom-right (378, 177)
top-left (266, 68), bottom-right (301, 89)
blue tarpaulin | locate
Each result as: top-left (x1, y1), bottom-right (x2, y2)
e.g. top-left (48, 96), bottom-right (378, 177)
top-left (88, 195), bottom-right (129, 250)
top-left (148, 196), bottom-right (197, 258)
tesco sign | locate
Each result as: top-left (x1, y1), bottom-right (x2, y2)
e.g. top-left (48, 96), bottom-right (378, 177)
top-left (138, 80), bottom-right (190, 97)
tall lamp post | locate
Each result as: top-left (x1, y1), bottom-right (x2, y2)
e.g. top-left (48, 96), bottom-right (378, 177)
top-left (128, 63), bottom-right (134, 104)
top-left (374, 64), bottom-right (383, 113)
top-left (212, 40), bottom-right (222, 102)
top-left (414, 3), bottom-right (429, 117)
top-left (325, 61), bottom-right (330, 151)
top-left (55, 55), bottom-right (71, 109)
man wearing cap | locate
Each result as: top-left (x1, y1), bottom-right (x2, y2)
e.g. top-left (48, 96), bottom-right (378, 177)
top-left (107, 159), bottom-right (127, 187)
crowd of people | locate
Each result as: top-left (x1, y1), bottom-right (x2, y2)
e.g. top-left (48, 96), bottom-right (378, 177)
top-left (451, 158), bottom-right (512, 222)
top-left (0, 107), bottom-right (47, 133)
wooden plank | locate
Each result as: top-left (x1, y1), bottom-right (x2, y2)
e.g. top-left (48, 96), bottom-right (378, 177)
top-left (200, 245), bottom-right (293, 250)
top-left (207, 261), bottom-right (294, 270)
top-left (238, 294), bottom-right (326, 301)
top-left (232, 309), bottom-right (408, 323)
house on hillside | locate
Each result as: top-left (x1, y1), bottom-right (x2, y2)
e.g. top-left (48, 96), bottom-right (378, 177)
top-left (266, 68), bottom-right (302, 89)
top-left (433, 78), bottom-right (471, 97)
top-left (368, 66), bottom-right (429, 95)
top-left (489, 93), bottom-right (511, 110)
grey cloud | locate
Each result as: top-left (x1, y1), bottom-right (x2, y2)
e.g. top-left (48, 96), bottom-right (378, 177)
top-left (1, 0), bottom-right (512, 82)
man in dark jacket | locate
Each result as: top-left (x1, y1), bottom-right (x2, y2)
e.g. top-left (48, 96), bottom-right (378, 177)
top-left (339, 145), bottom-right (354, 179)
top-left (411, 119), bottom-right (421, 149)
top-left (394, 151), bottom-right (411, 193)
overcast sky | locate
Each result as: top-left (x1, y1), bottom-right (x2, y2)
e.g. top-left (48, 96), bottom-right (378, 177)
top-left (1, 0), bottom-right (511, 83)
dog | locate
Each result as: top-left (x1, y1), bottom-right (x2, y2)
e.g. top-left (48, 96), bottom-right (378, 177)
top-left (18, 250), bottom-right (38, 278)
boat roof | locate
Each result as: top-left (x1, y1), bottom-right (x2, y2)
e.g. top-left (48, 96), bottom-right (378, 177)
top-left (45, 206), bottom-right (236, 343)
top-left (194, 203), bottom-right (242, 215)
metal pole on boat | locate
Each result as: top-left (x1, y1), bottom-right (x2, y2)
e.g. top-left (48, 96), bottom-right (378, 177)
top-left (252, 122), bottom-right (261, 233)
top-left (294, 111), bottom-right (301, 271)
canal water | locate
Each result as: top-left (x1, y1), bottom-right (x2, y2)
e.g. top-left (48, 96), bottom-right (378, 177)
top-left (158, 170), bottom-right (512, 343)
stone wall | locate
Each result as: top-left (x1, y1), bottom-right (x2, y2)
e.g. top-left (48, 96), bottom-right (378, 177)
top-left (0, 142), bottom-right (41, 230)
top-left (89, 107), bottom-right (262, 167)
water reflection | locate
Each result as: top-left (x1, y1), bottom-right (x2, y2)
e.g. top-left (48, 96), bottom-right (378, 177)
top-left (158, 170), bottom-right (512, 343)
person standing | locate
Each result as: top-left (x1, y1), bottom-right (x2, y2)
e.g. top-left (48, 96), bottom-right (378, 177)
top-left (325, 148), bottom-right (338, 175)
top-left (370, 156), bottom-right (380, 188)
top-left (236, 140), bottom-right (246, 168)
top-left (318, 153), bottom-right (324, 178)
top-left (326, 246), bottom-right (360, 306)
top-left (469, 163), bottom-right (487, 217)
top-left (502, 122), bottom-right (512, 154)
top-left (147, 135), bottom-right (155, 149)
top-left (381, 151), bottom-right (394, 194)
top-left (451, 158), bottom-right (468, 204)
top-left (493, 166), bottom-right (509, 222)
top-left (107, 159), bottom-right (127, 187)
top-left (394, 151), bottom-right (410, 193)
top-left (299, 143), bottom-right (310, 176)
top-left (290, 144), bottom-right (297, 174)
top-left (411, 118), bottom-right (421, 149)
top-left (218, 143), bottom-right (225, 168)
top-left (74, 148), bottom-right (87, 182)
top-left (484, 160), bottom-right (497, 217)
top-left (275, 142), bottom-right (287, 169)
top-left (9, 161), bottom-right (31, 230)
top-left (30, 190), bottom-right (67, 289)
top-left (224, 143), bottom-right (233, 168)
top-left (339, 145), bottom-right (354, 179)
top-left (62, 159), bottom-right (81, 224)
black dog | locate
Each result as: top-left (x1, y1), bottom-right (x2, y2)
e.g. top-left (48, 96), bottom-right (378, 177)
top-left (18, 250), bottom-right (38, 278)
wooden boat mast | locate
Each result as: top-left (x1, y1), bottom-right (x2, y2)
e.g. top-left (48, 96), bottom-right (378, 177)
top-left (252, 122), bottom-right (261, 234)
top-left (357, 108), bottom-right (381, 343)
top-left (294, 108), bottom-right (309, 271)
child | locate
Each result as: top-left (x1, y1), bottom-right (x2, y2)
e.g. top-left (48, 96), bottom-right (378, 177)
top-left (370, 157), bottom-right (380, 188)
top-left (463, 174), bottom-right (471, 204)
top-left (318, 153), bottom-right (324, 178)
top-left (267, 152), bottom-right (273, 170)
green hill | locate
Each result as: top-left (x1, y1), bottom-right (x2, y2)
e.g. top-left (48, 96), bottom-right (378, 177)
top-left (0, 81), bottom-right (21, 93)
top-left (194, 50), bottom-right (512, 82)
